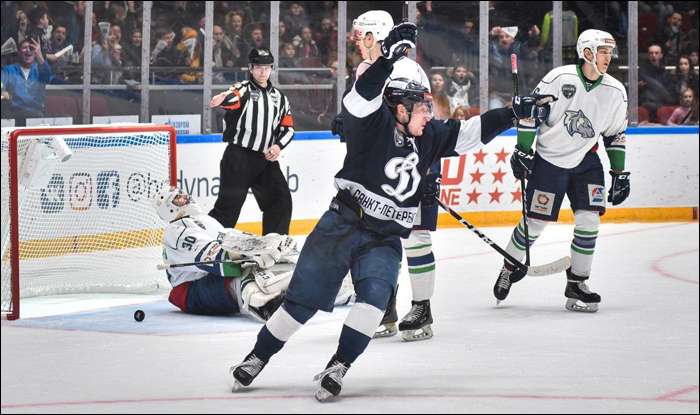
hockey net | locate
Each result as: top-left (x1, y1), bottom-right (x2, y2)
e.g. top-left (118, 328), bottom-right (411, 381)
top-left (1, 124), bottom-right (177, 320)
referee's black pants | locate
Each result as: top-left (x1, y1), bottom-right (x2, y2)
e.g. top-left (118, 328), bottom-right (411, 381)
top-left (209, 144), bottom-right (293, 235)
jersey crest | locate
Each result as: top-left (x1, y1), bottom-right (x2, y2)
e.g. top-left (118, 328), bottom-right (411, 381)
top-left (564, 110), bottom-right (595, 139)
top-left (381, 153), bottom-right (421, 202)
top-left (562, 84), bottom-right (576, 99)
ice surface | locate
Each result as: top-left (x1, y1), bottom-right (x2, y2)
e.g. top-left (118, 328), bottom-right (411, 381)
top-left (2, 223), bottom-right (698, 413)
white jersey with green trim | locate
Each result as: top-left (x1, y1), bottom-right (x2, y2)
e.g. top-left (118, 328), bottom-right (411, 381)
top-left (357, 56), bottom-right (430, 90)
top-left (533, 64), bottom-right (628, 169)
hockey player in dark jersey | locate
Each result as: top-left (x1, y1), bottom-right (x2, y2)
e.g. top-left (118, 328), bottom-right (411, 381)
top-left (228, 22), bottom-right (551, 402)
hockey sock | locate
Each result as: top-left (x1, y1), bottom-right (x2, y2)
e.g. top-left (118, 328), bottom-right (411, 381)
top-left (505, 216), bottom-right (548, 263)
top-left (403, 230), bottom-right (435, 301)
top-left (337, 279), bottom-right (392, 364)
top-left (253, 299), bottom-right (316, 362)
top-left (570, 210), bottom-right (600, 277)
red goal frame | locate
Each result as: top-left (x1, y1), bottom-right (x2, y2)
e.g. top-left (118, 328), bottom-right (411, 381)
top-left (5, 124), bottom-right (177, 320)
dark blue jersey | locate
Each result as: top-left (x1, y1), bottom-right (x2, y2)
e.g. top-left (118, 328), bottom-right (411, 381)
top-left (338, 58), bottom-right (513, 237)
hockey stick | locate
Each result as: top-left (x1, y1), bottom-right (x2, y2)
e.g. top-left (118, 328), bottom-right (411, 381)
top-left (157, 253), bottom-right (298, 270)
top-left (157, 258), bottom-right (258, 270)
top-left (511, 53), bottom-right (531, 266)
top-left (434, 197), bottom-right (570, 277)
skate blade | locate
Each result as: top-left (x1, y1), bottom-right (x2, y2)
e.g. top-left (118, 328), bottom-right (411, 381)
top-left (373, 323), bottom-right (398, 338)
top-left (496, 300), bottom-right (501, 306)
top-left (232, 380), bottom-right (244, 392)
top-left (401, 325), bottom-right (433, 342)
top-left (565, 298), bottom-right (599, 313)
top-left (315, 388), bottom-right (334, 402)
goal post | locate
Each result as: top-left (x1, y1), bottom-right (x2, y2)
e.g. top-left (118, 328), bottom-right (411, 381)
top-left (1, 124), bottom-right (177, 320)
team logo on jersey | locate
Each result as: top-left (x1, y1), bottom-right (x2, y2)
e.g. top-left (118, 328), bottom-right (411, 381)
top-left (381, 153), bottom-right (421, 202)
top-left (564, 110), bottom-right (595, 139)
top-left (531, 190), bottom-right (556, 216)
top-left (394, 129), bottom-right (405, 147)
top-left (250, 90), bottom-right (261, 101)
top-left (562, 84), bottom-right (576, 99)
top-left (588, 185), bottom-right (606, 206)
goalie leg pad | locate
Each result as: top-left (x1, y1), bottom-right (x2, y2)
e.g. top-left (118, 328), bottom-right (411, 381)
top-left (252, 262), bottom-right (295, 294)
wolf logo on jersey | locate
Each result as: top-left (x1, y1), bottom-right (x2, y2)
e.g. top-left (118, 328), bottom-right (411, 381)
top-left (381, 153), bottom-right (422, 202)
top-left (564, 110), bottom-right (595, 139)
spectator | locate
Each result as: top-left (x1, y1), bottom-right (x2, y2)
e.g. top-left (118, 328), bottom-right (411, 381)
top-left (294, 26), bottom-right (320, 66)
top-left (91, 30), bottom-right (121, 84)
top-left (448, 64), bottom-right (476, 110)
top-left (430, 71), bottom-right (451, 120)
top-left (671, 55), bottom-right (700, 100)
top-left (47, 25), bottom-right (68, 62)
top-left (177, 27), bottom-right (202, 84)
top-left (668, 87), bottom-right (699, 125)
top-left (488, 25), bottom-right (542, 109)
top-left (225, 11), bottom-right (245, 52)
top-left (121, 29), bottom-right (142, 82)
top-left (451, 106), bottom-right (471, 121)
top-left (243, 24), bottom-right (266, 62)
top-left (7, 10), bottom-right (29, 45)
top-left (212, 25), bottom-right (238, 83)
top-left (64, 1), bottom-right (86, 52)
top-left (315, 15), bottom-right (336, 66)
top-left (690, 51), bottom-right (699, 71)
top-left (278, 42), bottom-right (301, 84)
top-left (278, 20), bottom-right (293, 44)
top-left (27, 7), bottom-right (51, 59)
top-left (1, 38), bottom-right (52, 125)
top-left (654, 11), bottom-right (689, 64)
top-left (46, 25), bottom-right (71, 83)
top-left (282, 2), bottom-right (309, 37)
top-left (639, 44), bottom-right (675, 122)
top-left (451, 18), bottom-right (478, 64)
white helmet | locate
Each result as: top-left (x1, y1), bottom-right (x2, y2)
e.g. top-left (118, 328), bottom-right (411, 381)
top-left (353, 10), bottom-right (394, 43)
top-left (152, 186), bottom-right (203, 223)
top-left (577, 29), bottom-right (618, 75)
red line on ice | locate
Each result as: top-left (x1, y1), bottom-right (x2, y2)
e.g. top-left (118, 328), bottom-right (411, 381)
top-left (651, 249), bottom-right (699, 285)
top-left (2, 389), bottom-right (698, 409)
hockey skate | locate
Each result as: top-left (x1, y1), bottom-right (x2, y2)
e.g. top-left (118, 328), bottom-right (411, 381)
top-left (374, 285), bottom-right (398, 338)
top-left (398, 299), bottom-right (433, 341)
top-left (230, 352), bottom-right (267, 391)
top-left (564, 268), bottom-right (601, 313)
top-left (493, 262), bottom-right (526, 305)
top-left (313, 354), bottom-right (350, 402)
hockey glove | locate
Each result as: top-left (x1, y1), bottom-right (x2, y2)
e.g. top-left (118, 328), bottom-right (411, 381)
top-left (510, 145), bottom-right (535, 180)
top-left (511, 93), bottom-right (557, 126)
top-left (380, 22), bottom-right (418, 60)
top-left (332, 113), bottom-right (345, 142)
top-left (608, 170), bottom-right (630, 206)
top-left (421, 172), bottom-right (442, 207)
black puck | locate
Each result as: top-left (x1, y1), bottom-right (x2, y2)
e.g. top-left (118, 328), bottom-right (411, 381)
top-left (134, 310), bottom-right (145, 322)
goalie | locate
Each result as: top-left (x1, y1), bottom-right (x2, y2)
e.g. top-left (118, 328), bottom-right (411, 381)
top-left (153, 186), bottom-right (352, 322)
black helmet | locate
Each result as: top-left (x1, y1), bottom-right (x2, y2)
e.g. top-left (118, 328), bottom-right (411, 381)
top-left (383, 78), bottom-right (433, 115)
top-left (248, 47), bottom-right (275, 66)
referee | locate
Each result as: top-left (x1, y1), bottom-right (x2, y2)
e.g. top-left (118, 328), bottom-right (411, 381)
top-left (209, 47), bottom-right (294, 235)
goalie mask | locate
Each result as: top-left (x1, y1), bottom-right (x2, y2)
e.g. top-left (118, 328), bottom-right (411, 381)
top-left (152, 186), bottom-right (203, 222)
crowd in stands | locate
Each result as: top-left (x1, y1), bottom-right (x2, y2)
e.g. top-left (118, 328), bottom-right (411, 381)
top-left (1, 1), bottom-right (698, 127)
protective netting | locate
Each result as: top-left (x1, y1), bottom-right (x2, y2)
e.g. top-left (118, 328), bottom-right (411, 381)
top-left (1, 126), bottom-right (174, 316)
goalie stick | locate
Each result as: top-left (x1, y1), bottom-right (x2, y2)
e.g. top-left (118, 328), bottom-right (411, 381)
top-left (156, 254), bottom-right (297, 271)
top-left (434, 197), bottom-right (570, 277)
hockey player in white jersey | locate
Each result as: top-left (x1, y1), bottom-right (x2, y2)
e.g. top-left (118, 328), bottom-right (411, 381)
top-left (153, 186), bottom-right (352, 321)
top-left (350, 10), bottom-right (439, 341)
top-left (493, 29), bottom-right (631, 312)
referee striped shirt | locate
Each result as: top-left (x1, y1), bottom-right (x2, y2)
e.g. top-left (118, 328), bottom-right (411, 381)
top-left (215, 77), bottom-right (295, 152)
